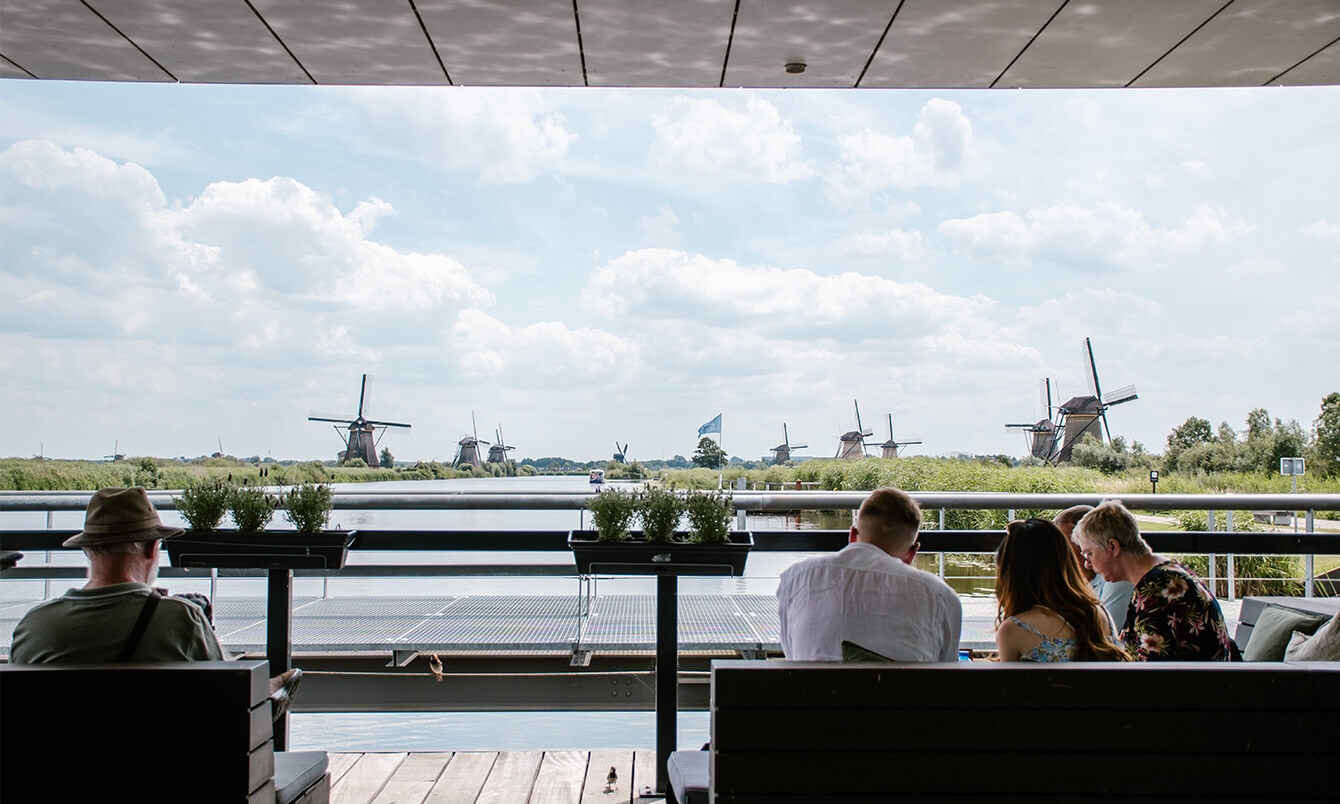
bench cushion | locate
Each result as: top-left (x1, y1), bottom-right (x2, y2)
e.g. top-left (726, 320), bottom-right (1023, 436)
top-left (1242, 606), bottom-right (1328, 661)
top-left (666, 750), bottom-right (709, 804)
top-left (1286, 612), bottom-right (1340, 661)
top-left (275, 751), bottom-right (329, 804)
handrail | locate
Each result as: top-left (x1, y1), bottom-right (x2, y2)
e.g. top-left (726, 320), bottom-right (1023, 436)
top-left (1, 488), bottom-right (1338, 512)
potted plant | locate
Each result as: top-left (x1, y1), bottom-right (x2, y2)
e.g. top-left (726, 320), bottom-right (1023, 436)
top-left (174, 476), bottom-right (231, 531)
top-left (167, 481), bottom-right (353, 570)
top-left (568, 485), bottom-right (751, 575)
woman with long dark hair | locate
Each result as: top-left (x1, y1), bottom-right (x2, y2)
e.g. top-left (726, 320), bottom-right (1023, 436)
top-left (994, 518), bottom-right (1129, 662)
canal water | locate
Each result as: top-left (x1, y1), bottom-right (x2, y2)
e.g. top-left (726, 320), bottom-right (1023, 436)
top-left (3, 474), bottom-right (997, 752)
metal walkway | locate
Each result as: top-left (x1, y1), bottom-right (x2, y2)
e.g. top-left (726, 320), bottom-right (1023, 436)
top-left (0, 593), bottom-right (1028, 656)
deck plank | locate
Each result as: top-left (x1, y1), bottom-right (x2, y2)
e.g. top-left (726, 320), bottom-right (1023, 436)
top-left (424, 752), bottom-right (498, 804)
top-left (329, 752), bottom-right (363, 786)
top-left (474, 751), bottom-right (543, 804)
top-left (371, 752), bottom-right (454, 804)
top-left (631, 750), bottom-right (662, 802)
top-left (579, 750), bottom-right (635, 804)
top-left (529, 751), bottom-right (587, 804)
top-left (332, 752), bottom-right (409, 804)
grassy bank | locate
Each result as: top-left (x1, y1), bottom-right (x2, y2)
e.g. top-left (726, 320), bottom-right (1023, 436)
top-left (0, 457), bottom-right (468, 491)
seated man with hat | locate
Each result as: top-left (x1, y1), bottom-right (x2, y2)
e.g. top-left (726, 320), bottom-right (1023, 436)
top-left (10, 486), bottom-right (301, 718)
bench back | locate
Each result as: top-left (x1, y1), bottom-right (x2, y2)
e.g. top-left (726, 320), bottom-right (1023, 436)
top-left (710, 660), bottom-right (1338, 803)
top-left (1, 660), bottom-right (279, 803)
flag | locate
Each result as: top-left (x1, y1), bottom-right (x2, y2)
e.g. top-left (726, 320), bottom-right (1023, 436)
top-left (698, 414), bottom-right (722, 436)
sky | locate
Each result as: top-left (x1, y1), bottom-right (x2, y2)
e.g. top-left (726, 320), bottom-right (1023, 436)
top-left (0, 81), bottom-right (1337, 464)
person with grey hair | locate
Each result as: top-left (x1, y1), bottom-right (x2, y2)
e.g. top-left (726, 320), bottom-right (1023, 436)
top-left (1073, 500), bottom-right (1235, 661)
top-left (10, 487), bottom-right (302, 716)
top-left (1054, 504), bottom-right (1133, 631)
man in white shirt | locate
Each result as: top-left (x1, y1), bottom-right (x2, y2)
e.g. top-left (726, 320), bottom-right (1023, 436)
top-left (777, 487), bottom-right (962, 661)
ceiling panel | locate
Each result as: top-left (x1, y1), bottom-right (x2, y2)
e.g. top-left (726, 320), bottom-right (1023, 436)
top-left (579, 0), bottom-right (735, 87)
top-left (1275, 39), bottom-right (1340, 86)
top-left (0, 0), bottom-right (170, 81)
top-left (862, 0), bottom-right (1061, 88)
top-left (998, 0), bottom-right (1227, 88)
top-left (724, 0), bottom-right (895, 88)
top-left (415, 0), bottom-right (581, 86)
top-left (82, 0), bottom-right (311, 84)
top-left (0, 57), bottom-right (34, 79)
top-left (1134, 0), bottom-right (1340, 88)
top-left (248, 0), bottom-right (447, 85)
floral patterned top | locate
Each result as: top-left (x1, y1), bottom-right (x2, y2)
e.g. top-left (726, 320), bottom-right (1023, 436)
top-left (1121, 559), bottom-right (1234, 661)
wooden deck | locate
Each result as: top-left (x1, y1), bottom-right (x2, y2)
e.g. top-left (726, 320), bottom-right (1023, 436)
top-left (328, 751), bottom-right (666, 804)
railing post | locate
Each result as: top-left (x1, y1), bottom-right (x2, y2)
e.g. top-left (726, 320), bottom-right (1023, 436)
top-left (1207, 509), bottom-right (1217, 597)
top-left (654, 573), bottom-right (678, 797)
top-left (1225, 511), bottom-right (1235, 601)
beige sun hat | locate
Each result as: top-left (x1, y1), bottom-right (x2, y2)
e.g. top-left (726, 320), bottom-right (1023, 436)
top-left (62, 487), bottom-right (185, 548)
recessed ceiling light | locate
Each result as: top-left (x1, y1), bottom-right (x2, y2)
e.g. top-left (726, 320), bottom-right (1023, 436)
top-left (785, 62), bottom-right (807, 75)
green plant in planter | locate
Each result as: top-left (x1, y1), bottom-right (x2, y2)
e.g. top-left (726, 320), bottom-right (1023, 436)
top-left (174, 477), bottom-right (231, 531)
top-left (685, 489), bottom-right (734, 544)
top-left (282, 483), bottom-right (334, 534)
top-left (229, 483), bottom-right (278, 532)
top-left (587, 488), bottom-right (638, 543)
top-left (638, 485), bottom-right (686, 544)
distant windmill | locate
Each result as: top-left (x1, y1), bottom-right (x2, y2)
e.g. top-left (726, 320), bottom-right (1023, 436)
top-left (104, 440), bottom-right (125, 462)
top-left (770, 424), bottom-right (808, 465)
top-left (836, 401), bottom-right (874, 460)
top-left (486, 425), bottom-right (516, 464)
top-left (879, 413), bottom-right (922, 458)
top-left (1005, 339), bottom-right (1138, 464)
top-left (1006, 378), bottom-right (1061, 462)
top-left (612, 442), bottom-right (630, 463)
top-left (308, 374), bottom-right (412, 465)
top-left (453, 412), bottom-right (489, 469)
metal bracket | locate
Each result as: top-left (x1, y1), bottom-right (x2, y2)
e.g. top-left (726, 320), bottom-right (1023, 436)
top-left (569, 649), bottom-right (592, 667)
top-left (388, 650), bottom-right (419, 668)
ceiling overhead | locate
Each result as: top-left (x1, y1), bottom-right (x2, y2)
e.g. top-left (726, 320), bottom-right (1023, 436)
top-left (1, 0), bottom-right (1337, 88)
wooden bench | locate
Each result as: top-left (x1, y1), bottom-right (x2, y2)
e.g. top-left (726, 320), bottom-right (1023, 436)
top-left (682, 659), bottom-right (1338, 803)
top-left (1235, 595), bottom-right (1340, 651)
top-left (0, 660), bottom-right (329, 803)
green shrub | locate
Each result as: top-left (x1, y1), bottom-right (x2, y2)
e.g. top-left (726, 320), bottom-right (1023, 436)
top-left (229, 484), bottom-right (277, 532)
top-left (282, 483), bottom-right (334, 534)
top-left (587, 488), bottom-right (638, 542)
top-left (685, 489), bottom-right (733, 544)
top-left (175, 477), bottom-right (230, 531)
top-left (638, 485), bottom-right (685, 543)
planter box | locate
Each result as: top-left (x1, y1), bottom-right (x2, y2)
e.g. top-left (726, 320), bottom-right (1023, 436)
top-left (166, 530), bottom-right (355, 570)
top-left (567, 530), bottom-right (752, 576)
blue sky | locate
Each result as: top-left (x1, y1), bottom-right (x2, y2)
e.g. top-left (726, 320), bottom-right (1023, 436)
top-left (1, 81), bottom-right (1336, 463)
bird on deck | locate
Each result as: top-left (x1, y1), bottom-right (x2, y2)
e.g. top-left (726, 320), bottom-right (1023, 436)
top-left (428, 653), bottom-right (444, 682)
top-left (605, 766), bottom-right (618, 792)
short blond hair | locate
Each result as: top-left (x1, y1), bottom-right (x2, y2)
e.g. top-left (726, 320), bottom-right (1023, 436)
top-left (1075, 500), bottom-right (1150, 557)
top-left (858, 487), bottom-right (922, 546)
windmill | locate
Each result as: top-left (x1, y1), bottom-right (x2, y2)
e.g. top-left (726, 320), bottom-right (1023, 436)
top-left (453, 412), bottom-right (489, 469)
top-left (308, 374), bottom-right (411, 465)
top-left (836, 401), bottom-right (874, 460)
top-left (1006, 378), bottom-right (1061, 462)
top-left (486, 425), bottom-right (516, 464)
top-left (879, 413), bottom-right (922, 458)
top-left (1051, 337), bottom-right (1138, 462)
top-left (1005, 339), bottom-right (1138, 464)
top-left (104, 441), bottom-right (124, 462)
top-left (769, 424), bottom-right (808, 465)
top-left (612, 443), bottom-right (630, 463)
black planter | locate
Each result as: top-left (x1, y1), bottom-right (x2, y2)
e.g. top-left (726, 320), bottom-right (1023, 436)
top-left (166, 529), bottom-right (355, 570)
top-left (567, 530), bottom-right (752, 576)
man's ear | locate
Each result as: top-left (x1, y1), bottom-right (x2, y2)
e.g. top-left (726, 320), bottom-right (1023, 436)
top-left (902, 541), bottom-right (920, 563)
top-left (142, 540), bottom-right (160, 560)
top-left (848, 526), bottom-right (859, 544)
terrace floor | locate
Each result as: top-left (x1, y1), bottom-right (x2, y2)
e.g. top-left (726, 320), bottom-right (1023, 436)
top-left (328, 750), bottom-right (665, 804)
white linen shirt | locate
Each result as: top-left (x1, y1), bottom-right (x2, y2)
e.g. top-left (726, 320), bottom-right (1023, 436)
top-left (777, 541), bottom-right (962, 662)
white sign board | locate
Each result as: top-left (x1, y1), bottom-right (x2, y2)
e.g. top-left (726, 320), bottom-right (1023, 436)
top-left (1280, 457), bottom-right (1305, 476)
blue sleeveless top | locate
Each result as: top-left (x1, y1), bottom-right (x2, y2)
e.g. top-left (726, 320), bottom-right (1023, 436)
top-left (1008, 615), bottom-right (1077, 662)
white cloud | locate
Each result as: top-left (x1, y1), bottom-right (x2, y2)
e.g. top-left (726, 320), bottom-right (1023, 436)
top-left (1304, 220), bottom-right (1340, 243)
top-left (825, 98), bottom-right (975, 208)
top-left (836, 228), bottom-right (924, 262)
top-left (1229, 257), bottom-right (1283, 275)
top-left (638, 205), bottom-right (681, 246)
top-left (348, 87), bottom-right (576, 182)
top-left (937, 202), bottom-right (1250, 269)
top-left (1180, 159), bottom-right (1213, 177)
top-left (451, 310), bottom-right (638, 382)
top-left (649, 96), bottom-right (814, 183)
